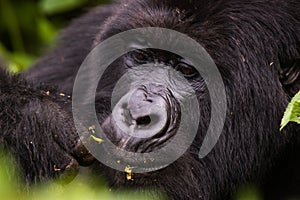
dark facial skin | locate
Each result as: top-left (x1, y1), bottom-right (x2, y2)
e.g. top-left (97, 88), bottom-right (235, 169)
top-left (100, 49), bottom-right (201, 153)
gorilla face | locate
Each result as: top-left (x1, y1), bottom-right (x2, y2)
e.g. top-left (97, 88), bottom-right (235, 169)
top-left (77, 29), bottom-right (216, 197)
top-left (100, 49), bottom-right (203, 153)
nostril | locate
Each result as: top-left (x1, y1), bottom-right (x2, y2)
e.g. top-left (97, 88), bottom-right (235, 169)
top-left (136, 115), bottom-right (151, 126)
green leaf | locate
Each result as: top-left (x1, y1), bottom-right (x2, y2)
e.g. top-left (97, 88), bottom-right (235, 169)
top-left (235, 185), bottom-right (262, 200)
top-left (0, 42), bottom-right (9, 57)
top-left (0, 43), bottom-right (36, 73)
top-left (0, 152), bottom-right (161, 200)
top-left (280, 90), bottom-right (300, 131)
top-left (37, 18), bottom-right (57, 43)
top-left (0, 152), bottom-right (22, 199)
top-left (39, 0), bottom-right (87, 15)
top-left (9, 52), bottom-right (37, 72)
top-left (0, 0), bottom-right (25, 52)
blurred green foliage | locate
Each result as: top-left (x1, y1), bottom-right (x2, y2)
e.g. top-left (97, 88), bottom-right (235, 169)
top-left (0, 149), bottom-right (262, 200)
top-left (0, 150), bottom-right (262, 200)
top-left (0, 151), bottom-right (162, 200)
top-left (0, 0), bottom-right (109, 72)
top-left (234, 185), bottom-right (262, 200)
top-left (40, 0), bottom-right (88, 14)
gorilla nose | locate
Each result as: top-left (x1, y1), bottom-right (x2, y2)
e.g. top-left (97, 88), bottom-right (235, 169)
top-left (136, 115), bottom-right (152, 126)
top-left (112, 88), bottom-right (168, 138)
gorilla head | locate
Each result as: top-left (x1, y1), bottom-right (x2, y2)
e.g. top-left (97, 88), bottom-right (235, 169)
top-left (103, 63), bottom-right (185, 153)
top-left (25, 0), bottom-right (300, 199)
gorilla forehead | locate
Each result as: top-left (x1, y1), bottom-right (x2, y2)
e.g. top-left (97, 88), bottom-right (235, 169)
top-left (96, 0), bottom-right (298, 74)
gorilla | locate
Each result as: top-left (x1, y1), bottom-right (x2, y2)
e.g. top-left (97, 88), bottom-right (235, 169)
top-left (1, 0), bottom-right (300, 199)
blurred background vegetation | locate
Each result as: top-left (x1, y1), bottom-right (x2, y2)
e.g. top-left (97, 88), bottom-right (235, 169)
top-left (0, 150), bottom-right (262, 200)
top-left (0, 0), bottom-right (109, 72)
top-left (0, 0), bottom-right (263, 199)
top-left (0, 152), bottom-right (161, 200)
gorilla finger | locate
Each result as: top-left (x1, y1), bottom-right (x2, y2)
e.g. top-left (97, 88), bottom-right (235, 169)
top-left (56, 157), bottom-right (80, 184)
top-left (73, 140), bottom-right (95, 166)
top-left (53, 154), bottom-right (80, 184)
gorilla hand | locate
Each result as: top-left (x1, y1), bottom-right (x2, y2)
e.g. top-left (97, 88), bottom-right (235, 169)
top-left (0, 69), bottom-right (94, 183)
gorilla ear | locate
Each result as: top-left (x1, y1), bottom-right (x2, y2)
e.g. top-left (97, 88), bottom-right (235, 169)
top-left (279, 58), bottom-right (300, 97)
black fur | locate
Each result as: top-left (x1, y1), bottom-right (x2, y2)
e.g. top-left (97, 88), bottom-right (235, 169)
top-left (1, 0), bottom-right (299, 199)
top-left (0, 67), bottom-right (82, 183)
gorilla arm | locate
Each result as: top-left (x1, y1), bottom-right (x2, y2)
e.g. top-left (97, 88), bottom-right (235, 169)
top-left (0, 68), bottom-right (93, 183)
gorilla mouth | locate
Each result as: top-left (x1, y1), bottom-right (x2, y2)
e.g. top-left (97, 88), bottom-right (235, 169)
top-left (101, 86), bottom-right (181, 153)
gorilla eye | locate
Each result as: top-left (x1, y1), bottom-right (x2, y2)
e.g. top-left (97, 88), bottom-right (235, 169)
top-left (132, 50), bottom-right (149, 63)
top-left (175, 63), bottom-right (198, 77)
